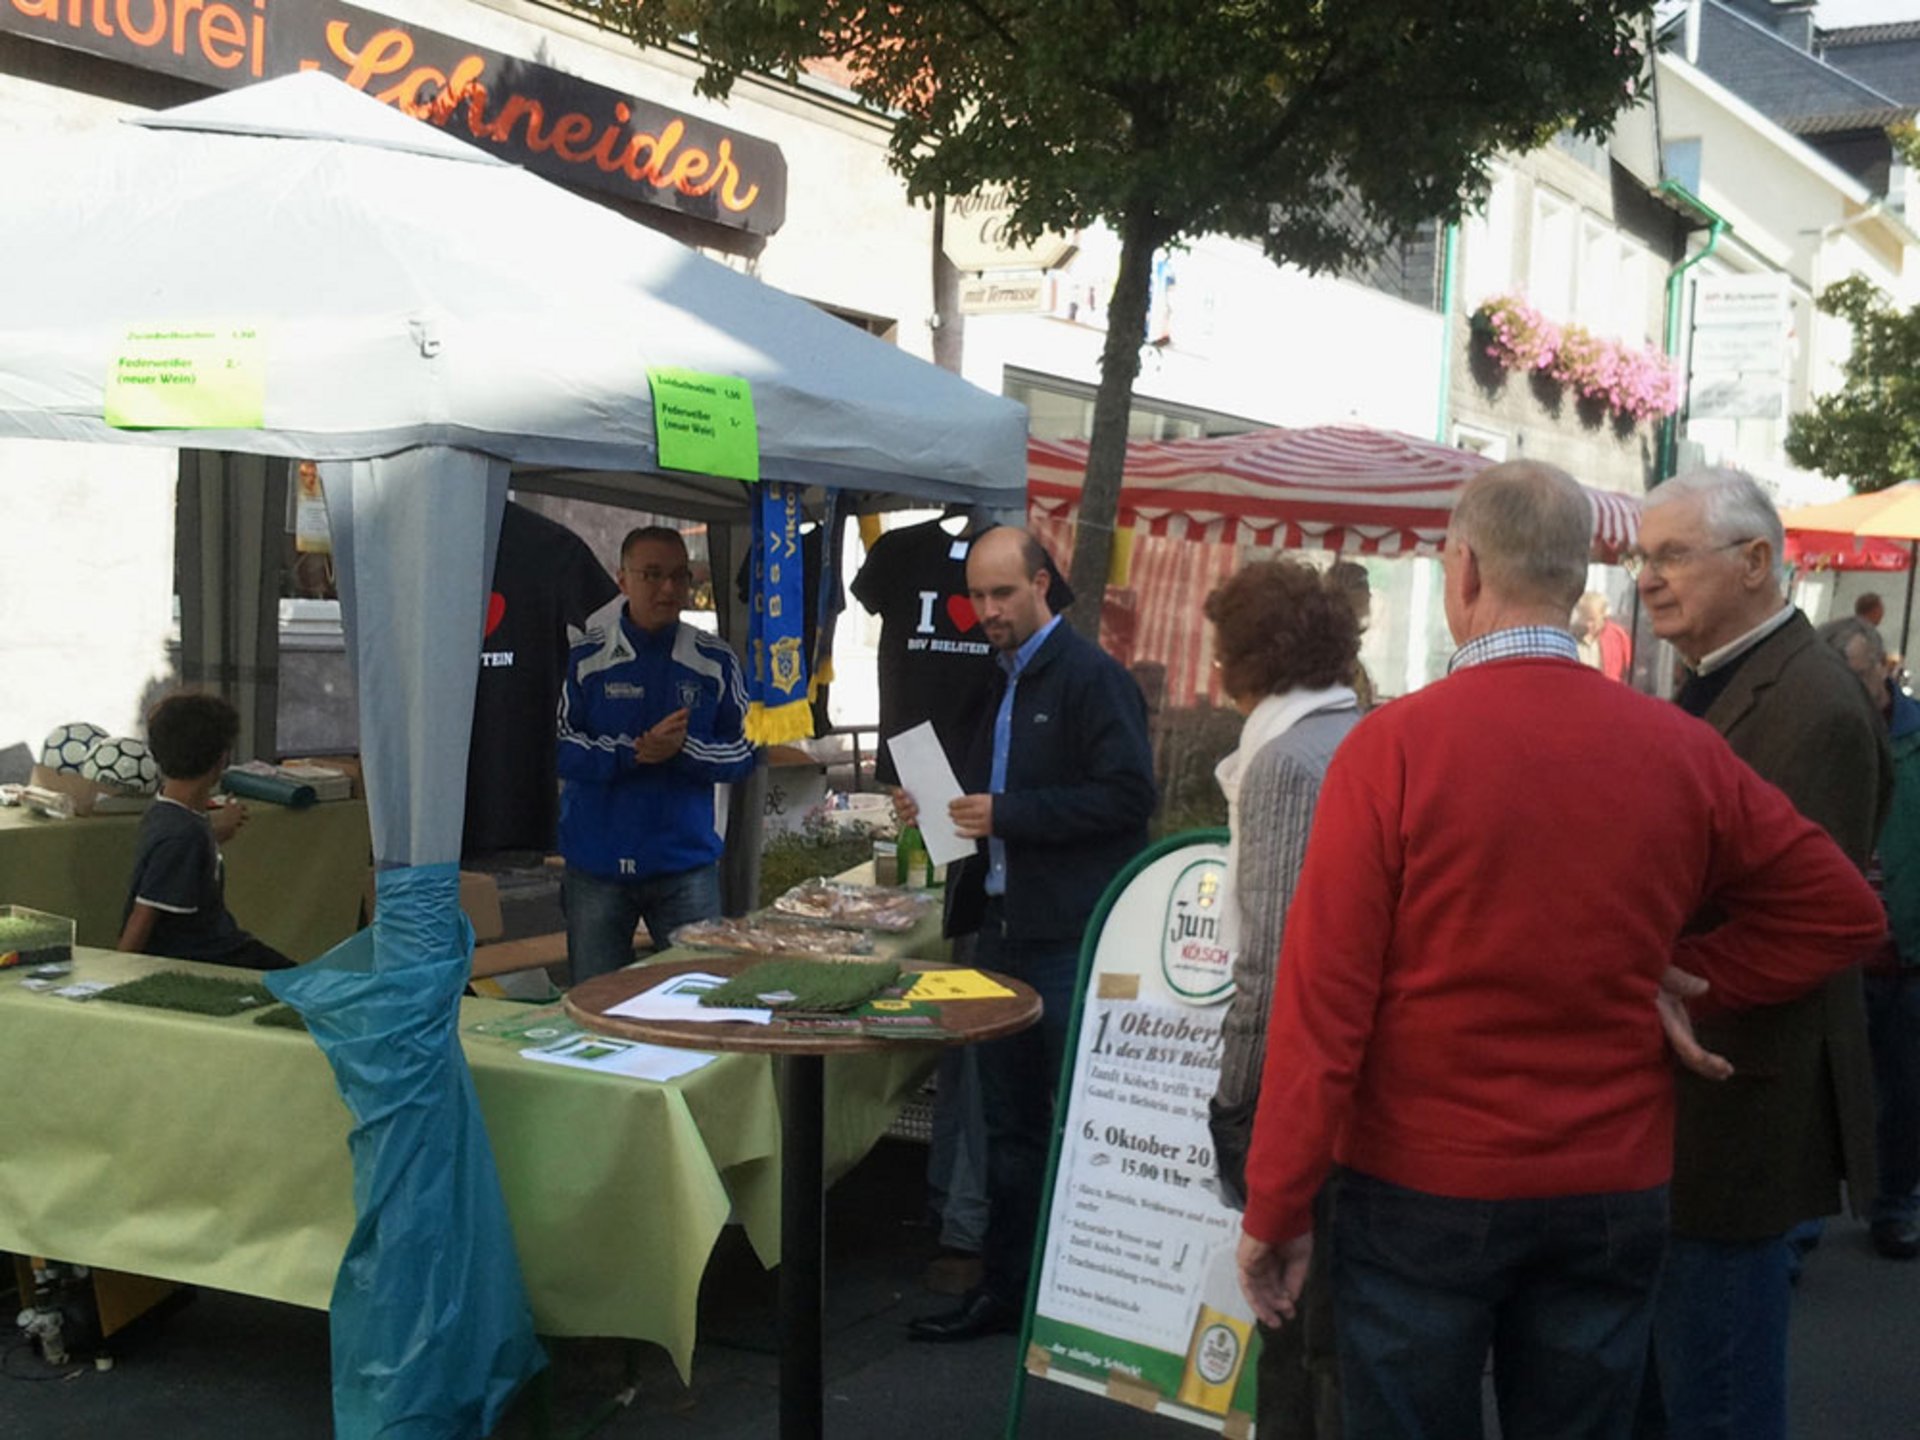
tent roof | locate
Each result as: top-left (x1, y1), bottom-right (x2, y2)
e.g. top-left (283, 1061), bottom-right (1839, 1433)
top-left (1028, 426), bottom-right (1642, 559)
top-left (0, 73), bottom-right (1025, 514)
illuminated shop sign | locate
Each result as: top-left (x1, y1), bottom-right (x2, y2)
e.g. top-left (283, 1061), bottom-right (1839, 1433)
top-left (3, 0), bottom-right (788, 233)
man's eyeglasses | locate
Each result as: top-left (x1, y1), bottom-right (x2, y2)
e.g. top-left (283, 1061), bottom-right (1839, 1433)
top-left (626, 565), bottom-right (694, 588)
top-left (1620, 539), bottom-right (1754, 580)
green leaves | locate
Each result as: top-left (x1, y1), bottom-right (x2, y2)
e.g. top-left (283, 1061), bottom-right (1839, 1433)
top-left (1785, 277), bottom-right (1920, 493)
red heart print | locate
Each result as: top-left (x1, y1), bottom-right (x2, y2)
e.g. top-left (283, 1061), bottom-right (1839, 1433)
top-left (485, 591), bottom-right (506, 638)
top-left (946, 594), bottom-right (979, 631)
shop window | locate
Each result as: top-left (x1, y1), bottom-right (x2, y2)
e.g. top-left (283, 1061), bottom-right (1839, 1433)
top-left (1528, 190), bottom-right (1576, 319)
top-left (1461, 167), bottom-right (1516, 308)
top-left (1003, 370), bottom-right (1261, 441)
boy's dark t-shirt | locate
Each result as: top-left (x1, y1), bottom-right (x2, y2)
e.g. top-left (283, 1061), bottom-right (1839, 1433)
top-left (123, 798), bottom-right (248, 961)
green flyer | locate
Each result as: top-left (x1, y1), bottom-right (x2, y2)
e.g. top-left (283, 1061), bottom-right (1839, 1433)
top-left (105, 324), bottom-right (265, 429)
top-left (646, 367), bottom-right (759, 481)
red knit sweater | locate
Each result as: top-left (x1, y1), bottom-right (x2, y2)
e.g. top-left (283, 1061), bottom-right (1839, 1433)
top-left (1241, 657), bottom-right (1886, 1245)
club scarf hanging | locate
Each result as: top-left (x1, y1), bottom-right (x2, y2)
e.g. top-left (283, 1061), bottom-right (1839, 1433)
top-left (747, 480), bottom-right (813, 744)
top-left (808, 489), bottom-right (849, 706)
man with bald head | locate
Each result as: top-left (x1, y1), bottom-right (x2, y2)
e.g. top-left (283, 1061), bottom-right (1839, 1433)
top-left (900, 524), bottom-right (1157, 1342)
top-left (1235, 462), bottom-right (1884, 1437)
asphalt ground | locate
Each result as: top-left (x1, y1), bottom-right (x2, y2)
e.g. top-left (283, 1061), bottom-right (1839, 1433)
top-left (6, 1135), bottom-right (1920, 1439)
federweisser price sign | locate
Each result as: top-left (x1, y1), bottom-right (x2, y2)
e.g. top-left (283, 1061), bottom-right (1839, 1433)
top-left (1015, 831), bottom-right (1260, 1437)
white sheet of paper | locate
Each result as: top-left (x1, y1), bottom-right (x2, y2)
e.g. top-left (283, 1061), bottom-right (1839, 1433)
top-left (520, 1034), bottom-right (715, 1081)
top-left (885, 721), bottom-right (977, 868)
top-left (603, 971), bottom-right (772, 1025)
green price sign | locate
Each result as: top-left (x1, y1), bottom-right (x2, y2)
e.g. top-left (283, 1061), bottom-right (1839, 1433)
top-left (105, 325), bottom-right (265, 429)
top-left (647, 367), bottom-right (759, 482)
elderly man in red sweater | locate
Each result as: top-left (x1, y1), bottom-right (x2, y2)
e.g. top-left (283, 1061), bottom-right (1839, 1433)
top-left (1235, 461), bottom-right (1885, 1440)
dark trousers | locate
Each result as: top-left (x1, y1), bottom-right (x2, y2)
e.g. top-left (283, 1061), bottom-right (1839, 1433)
top-left (1330, 1169), bottom-right (1668, 1440)
top-left (1257, 1185), bottom-right (1341, 1440)
top-left (1866, 969), bottom-right (1920, 1223)
top-left (974, 907), bottom-right (1080, 1306)
top-left (202, 936), bottom-right (295, 971)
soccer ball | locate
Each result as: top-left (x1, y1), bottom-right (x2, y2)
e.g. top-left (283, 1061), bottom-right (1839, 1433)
top-left (81, 735), bottom-right (160, 795)
top-left (40, 721), bottom-right (108, 774)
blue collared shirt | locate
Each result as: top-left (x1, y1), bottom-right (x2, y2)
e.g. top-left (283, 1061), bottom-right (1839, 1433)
top-left (1448, 625), bottom-right (1581, 674)
top-left (985, 615), bottom-right (1062, 896)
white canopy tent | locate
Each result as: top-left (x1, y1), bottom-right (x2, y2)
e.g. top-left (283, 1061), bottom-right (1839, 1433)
top-left (0, 72), bottom-right (1026, 506)
top-left (0, 72), bottom-right (1027, 1438)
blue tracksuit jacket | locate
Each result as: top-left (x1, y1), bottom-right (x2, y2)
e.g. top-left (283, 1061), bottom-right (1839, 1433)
top-left (556, 598), bottom-right (757, 880)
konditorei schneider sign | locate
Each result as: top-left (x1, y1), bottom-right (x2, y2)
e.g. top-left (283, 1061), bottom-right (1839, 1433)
top-left (2, 0), bottom-right (787, 234)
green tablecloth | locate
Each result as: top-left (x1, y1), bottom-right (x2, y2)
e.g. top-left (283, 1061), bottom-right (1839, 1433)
top-left (0, 949), bottom-right (935, 1378)
top-left (0, 799), bottom-right (370, 961)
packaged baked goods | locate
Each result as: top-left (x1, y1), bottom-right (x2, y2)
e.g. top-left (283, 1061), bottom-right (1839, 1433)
top-left (772, 878), bottom-right (935, 932)
top-left (670, 915), bottom-right (875, 957)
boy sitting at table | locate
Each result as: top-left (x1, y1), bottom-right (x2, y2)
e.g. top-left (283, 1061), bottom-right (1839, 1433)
top-left (116, 692), bottom-right (293, 971)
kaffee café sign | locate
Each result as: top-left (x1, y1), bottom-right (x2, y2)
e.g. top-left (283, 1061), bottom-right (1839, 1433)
top-left (942, 185), bottom-right (1073, 272)
top-left (3, 0), bottom-right (787, 234)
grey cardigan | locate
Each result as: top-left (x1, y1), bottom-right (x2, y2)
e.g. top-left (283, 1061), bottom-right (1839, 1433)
top-left (1210, 705), bottom-right (1362, 1202)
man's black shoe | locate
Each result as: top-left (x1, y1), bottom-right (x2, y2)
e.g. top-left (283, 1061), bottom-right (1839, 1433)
top-left (907, 1289), bottom-right (1019, 1342)
top-left (1871, 1218), bottom-right (1920, 1260)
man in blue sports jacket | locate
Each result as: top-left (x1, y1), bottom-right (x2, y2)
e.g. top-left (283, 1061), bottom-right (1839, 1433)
top-left (557, 525), bottom-right (757, 983)
top-left (901, 525), bottom-right (1158, 1341)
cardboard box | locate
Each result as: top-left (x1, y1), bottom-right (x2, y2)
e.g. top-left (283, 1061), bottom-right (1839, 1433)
top-left (361, 869), bottom-right (504, 942)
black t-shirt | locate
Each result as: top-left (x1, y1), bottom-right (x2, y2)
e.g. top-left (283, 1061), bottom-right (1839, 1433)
top-left (851, 520), bottom-right (1003, 785)
top-left (123, 798), bottom-right (246, 960)
top-left (463, 502), bottom-right (619, 857)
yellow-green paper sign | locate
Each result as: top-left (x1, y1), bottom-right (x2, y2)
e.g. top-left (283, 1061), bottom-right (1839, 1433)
top-left (105, 325), bottom-right (265, 429)
top-left (647, 367), bottom-right (759, 483)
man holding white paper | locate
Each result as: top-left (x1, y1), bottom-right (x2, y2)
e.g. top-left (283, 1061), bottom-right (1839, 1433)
top-left (899, 526), bottom-right (1157, 1342)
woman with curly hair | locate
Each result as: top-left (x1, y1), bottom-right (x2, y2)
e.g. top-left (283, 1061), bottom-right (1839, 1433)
top-left (1205, 558), bottom-right (1363, 1440)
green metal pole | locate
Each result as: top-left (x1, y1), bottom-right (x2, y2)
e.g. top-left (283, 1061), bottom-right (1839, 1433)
top-left (1657, 178), bottom-right (1729, 485)
top-left (1436, 222), bottom-right (1461, 444)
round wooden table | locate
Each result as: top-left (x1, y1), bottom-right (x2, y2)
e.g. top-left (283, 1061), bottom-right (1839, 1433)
top-left (567, 954), bottom-right (1042, 1440)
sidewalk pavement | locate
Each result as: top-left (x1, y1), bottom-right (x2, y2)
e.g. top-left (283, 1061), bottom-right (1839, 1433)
top-left (4, 1139), bottom-right (1919, 1438)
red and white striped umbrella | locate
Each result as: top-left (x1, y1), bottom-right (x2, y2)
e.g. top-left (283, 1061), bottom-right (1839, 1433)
top-left (1027, 424), bottom-right (1641, 559)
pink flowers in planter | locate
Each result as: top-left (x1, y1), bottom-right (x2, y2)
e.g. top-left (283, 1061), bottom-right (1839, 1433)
top-left (1473, 294), bottom-right (1682, 422)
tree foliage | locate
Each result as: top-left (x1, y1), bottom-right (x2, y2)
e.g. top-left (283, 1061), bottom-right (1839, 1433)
top-left (1785, 275), bottom-right (1920, 493)
top-left (593, 0), bottom-right (1654, 629)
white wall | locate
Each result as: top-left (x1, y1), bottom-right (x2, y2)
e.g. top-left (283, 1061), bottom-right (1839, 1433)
top-left (960, 228), bottom-right (1444, 437)
top-left (0, 439), bottom-right (178, 757)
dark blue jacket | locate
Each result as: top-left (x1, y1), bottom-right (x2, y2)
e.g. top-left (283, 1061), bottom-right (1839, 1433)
top-left (946, 622), bottom-right (1157, 944)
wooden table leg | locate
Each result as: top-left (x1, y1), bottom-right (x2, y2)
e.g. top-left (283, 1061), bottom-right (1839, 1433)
top-left (779, 1053), bottom-right (826, 1440)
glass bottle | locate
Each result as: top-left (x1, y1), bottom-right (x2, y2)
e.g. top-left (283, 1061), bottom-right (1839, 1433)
top-left (896, 823), bottom-right (931, 890)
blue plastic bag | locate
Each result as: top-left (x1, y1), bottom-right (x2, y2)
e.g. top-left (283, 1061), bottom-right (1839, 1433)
top-left (269, 863), bottom-right (546, 1439)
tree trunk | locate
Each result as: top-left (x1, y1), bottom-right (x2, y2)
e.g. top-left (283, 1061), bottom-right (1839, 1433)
top-left (929, 194), bottom-right (965, 375)
top-left (1065, 204), bottom-right (1162, 642)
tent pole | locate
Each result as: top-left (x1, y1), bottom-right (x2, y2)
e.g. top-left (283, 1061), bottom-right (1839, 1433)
top-left (1904, 541), bottom-right (1917, 660)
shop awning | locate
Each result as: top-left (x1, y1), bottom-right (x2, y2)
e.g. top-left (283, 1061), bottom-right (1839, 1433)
top-left (1027, 425), bottom-right (1642, 560)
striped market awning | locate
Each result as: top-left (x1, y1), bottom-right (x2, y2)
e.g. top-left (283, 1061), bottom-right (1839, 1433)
top-left (1027, 425), bottom-right (1642, 560)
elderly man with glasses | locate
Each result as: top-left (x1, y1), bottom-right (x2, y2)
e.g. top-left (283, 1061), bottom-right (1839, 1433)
top-left (1628, 468), bottom-right (1892, 1440)
top-left (556, 524), bottom-right (756, 983)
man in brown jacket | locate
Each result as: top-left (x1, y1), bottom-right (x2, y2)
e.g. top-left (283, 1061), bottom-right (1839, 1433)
top-left (1632, 467), bottom-right (1892, 1440)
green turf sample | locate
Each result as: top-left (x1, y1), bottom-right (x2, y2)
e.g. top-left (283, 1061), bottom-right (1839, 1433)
top-left (698, 959), bottom-right (901, 1013)
top-left (253, 1004), bottom-right (311, 1030)
top-left (94, 971), bottom-right (275, 1017)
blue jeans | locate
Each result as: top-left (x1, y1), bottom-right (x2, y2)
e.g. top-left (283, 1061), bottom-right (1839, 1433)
top-left (562, 862), bottom-right (721, 985)
top-left (1648, 1235), bottom-right (1791, 1440)
top-left (973, 907), bottom-right (1080, 1306)
top-left (1330, 1168), bottom-right (1668, 1440)
top-left (1866, 970), bottom-right (1920, 1224)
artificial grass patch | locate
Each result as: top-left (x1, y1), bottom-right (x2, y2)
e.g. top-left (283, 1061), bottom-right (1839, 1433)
top-left (253, 1004), bottom-right (310, 1031)
top-left (698, 959), bottom-right (901, 1013)
top-left (94, 971), bottom-right (275, 1017)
